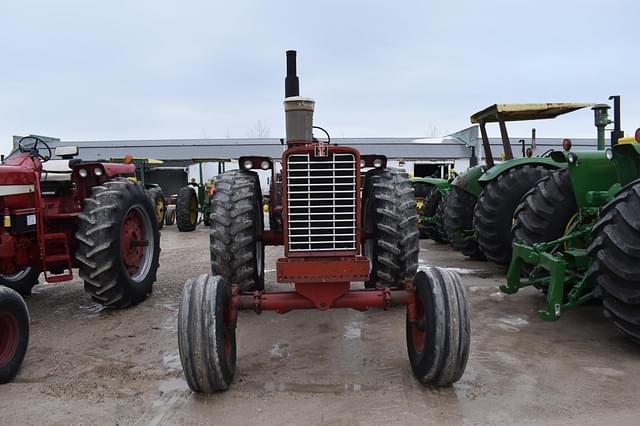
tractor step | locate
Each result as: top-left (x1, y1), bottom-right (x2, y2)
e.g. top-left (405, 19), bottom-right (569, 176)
top-left (42, 232), bottom-right (74, 283)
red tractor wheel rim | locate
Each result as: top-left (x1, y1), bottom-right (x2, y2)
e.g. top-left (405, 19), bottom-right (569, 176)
top-left (0, 312), bottom-right (19, 366)
top-left (411, 297), bottom-right (425, 353)
top-left (121, 208), bottom-right (150, 280)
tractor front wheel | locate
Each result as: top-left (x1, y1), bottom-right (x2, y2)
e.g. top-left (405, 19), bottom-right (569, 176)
top-left (176, 187), bottom-right (199, 232)
top-left (76, 179), bottom-right (160, 308)
top-left (406, 267), bottom-right (470, 386)
top-left (588, 180), bottom-right (640, 343)
top-left (363, 169), bottom-right (419, 289)
top-left (178, 274), bottom-right (236, 393)
top-left (0, 267), bottom-right (41, 296)
top-left (473, 165), bottom-right (552, 265)
top-left (164, 205), bottom-right (176, 226)
top-left (0, 286), bottom-right (29, 384)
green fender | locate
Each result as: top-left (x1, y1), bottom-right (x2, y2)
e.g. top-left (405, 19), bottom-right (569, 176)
top-left (451, 165), bottom-right (485, 197)
top-left (411, 177), bottom-right (450, 192)
top-left (612, 143), bottom-right (640, 187)
top-left (477, 157), bottom-right (565, 185)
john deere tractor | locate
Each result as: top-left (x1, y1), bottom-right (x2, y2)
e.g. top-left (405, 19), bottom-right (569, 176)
top-left (504, 96), bottom-right (640, 342)
top-left (175, 158), bottom-right (228, 232)
top-left (444, 103), bottom-right (593, 263)
top-left (412, 176), bottom-right (450, 242)
top-left (110, 156), bottom-right (167, 230)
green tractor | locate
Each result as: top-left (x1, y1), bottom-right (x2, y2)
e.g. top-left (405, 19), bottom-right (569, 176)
top-left (175, 158), bottom-right (229, 232)
top-left (504, 96), bottom-right (640, 341)
top-left (444, 103), bottom-right (593, 262)
top-left (412, 176), bottom-right (450, 242)
top-left (111, 156), bottom-right (167, 230)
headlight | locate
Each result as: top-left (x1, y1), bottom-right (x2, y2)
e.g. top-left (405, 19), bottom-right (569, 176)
top-left (94, 167), bottom-right (103, 176)
top-left (243, 159), bottom-right (253, 170)
top-left (260, 160), bottom-right (270, 170)
top-left (605, 148), bottom-right (613, 160)
top-left (360, 159), bottom-right (366, 168)
top-left (372, 159), bottom-right (383, 168)
top-left (78, 168), bottom-right (88, 178)
top-left (567, 152), bottom-right (578, 164)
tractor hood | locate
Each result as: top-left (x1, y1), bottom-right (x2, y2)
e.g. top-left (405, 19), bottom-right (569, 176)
top-left (0, 166), bottom-right (36, 186)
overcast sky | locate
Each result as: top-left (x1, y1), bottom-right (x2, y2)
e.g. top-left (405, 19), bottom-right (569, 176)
top-left (1, 0), bottom-right (638, 155)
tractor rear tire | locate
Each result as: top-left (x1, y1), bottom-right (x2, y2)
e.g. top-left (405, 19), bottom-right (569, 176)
top-left (165, 205), bottom-right (176, 226)
top-left (443, 186), bottom-right (484, 260)
top-left (512, 170), bottom-right (577, 246)
top-left (76, 179), bottom-right (160, 308)
top-left (0, 267), bottom-right (41, 297)
top-left (413, 182), bottom-right (430, 199)
top-left (178, 274), bottom-right (235, 393)
top-left (0, 286), bottom-right (29, 384)
top-left (363, 169), bottom-right (419, 289)
top-left (406, 267), bottom-right (470, 386)
top-left (588, 180), bottom-right (640, 343)
top-left (176, 187), bottom-right (199, 232)
top-left (434, 192), bottom-right (448, 244)
top-left (146, 187), bottom-right (166, 230)
top-left (473, 165), bottom-right (553, 265)
top-left (209, 171), bottom-right (264, 293)
top-left (422, 186), bottom-right (439, 217)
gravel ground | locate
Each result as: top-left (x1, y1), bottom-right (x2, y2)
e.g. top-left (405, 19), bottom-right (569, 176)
top-left (1, 226), bottom-right (639, 425)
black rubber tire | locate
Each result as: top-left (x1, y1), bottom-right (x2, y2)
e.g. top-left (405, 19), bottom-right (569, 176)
top-left (76, 179), bottom-right (160, 308)
top-left (146, 187), bottom-right (165, 230)
top-left (363, 169), bottom-right (419, 289)
top-left (164, 205), bottom-right (176, 226)
top-left (178, 274), bottom-right (235, 393)
top-left (0, 286), bottom-right (29, 384)
top-left (422, 186), bottom-right (439, 217)
top-left (413, 182), bottom-right (430, 199)
top-left (512, 170), bottom-right (577, 246)
top-left (176, 187), bottom-right (198, 232)
top-left (434, 192), bottom-right (448, 244)
top-left (0, 267), bottom-right (40, 297)
top-left (443, 186), bottom-right (484, 260)
top-left (209, 170), bottom-right (264, 293)
top-left (473, 165), bottom-right (553, 265)
top-left (407, 267), bottom-right (470, 386)
top-left (588, 180), bottom-right (640, 343)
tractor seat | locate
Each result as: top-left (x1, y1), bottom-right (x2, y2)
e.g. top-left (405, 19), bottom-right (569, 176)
top-left (41, 160), bottom-right (72, 182)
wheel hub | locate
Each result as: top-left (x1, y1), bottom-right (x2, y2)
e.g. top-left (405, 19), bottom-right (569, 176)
top-left (121, 210), bottom-right (148, 276)
top-left (0, 312), bottom-right (19, 366)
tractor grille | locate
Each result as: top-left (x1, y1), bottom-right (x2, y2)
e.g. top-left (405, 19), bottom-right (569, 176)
top-left (286, 152), bottom-right (357, 252)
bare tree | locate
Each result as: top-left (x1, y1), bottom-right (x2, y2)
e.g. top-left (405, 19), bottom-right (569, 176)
top-left (426, 121), bottom-right (439, 137)
top-left (248, 120), bottom-right (270, 138)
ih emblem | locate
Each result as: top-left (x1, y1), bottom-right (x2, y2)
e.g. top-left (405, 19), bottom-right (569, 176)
top-left (315, 142), bottom-right (328, 157)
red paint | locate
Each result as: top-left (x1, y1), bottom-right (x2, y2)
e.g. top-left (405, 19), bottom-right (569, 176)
top-left (235, 286), bottom-right (412, 314)
top-left (276, 257), bottom-right (369, 283)
top-left (121, 209), bottom-right (146, 276)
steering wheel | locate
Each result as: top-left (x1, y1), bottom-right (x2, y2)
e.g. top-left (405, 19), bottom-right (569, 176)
top-left (18, 136), bottom-right (52, 162)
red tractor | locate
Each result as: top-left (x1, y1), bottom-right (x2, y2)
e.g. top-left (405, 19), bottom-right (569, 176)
top-left (177, 51), bottom-right (470, 392)
top-left (0, 136), bottom-right (160, 382)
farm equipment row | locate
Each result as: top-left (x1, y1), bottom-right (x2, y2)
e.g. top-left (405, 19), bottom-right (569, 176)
top-left (417, 95), bottom-right (640, 342)
top-left (0, 138), bottom-right (161, 383)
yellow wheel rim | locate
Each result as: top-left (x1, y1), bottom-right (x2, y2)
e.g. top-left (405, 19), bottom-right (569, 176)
top-left (155, 198), bottom-right (165, 222)
top-left (416, 197), bottom-right (425, 215)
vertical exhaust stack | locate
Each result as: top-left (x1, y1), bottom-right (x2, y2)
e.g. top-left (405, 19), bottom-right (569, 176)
top-left (284, 50), bottom-right (315, 146)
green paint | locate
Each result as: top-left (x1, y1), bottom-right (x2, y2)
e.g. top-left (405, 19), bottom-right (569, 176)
top-left (451, 164), bottom-right (485, 197)
top-left (477, 157), bottom-right (565, 184)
